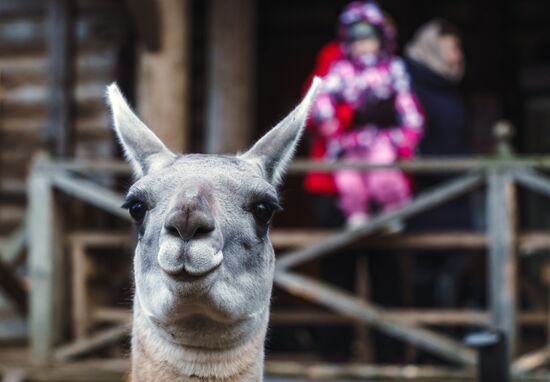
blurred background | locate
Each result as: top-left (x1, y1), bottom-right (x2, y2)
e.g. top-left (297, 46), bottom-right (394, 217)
top-left (2, 0), bottom-right (550, 380)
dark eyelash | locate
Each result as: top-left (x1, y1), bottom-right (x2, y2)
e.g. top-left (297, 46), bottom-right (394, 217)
top-left (269, 200), bottom-right (283, 212)
top-left (121, 196), bottom-right (143, 209)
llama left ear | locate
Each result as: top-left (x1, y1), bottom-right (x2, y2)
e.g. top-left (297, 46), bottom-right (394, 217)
top-left (107, 83), bottom-right (175, 178)
top-left (242, 77), bottom-right (322, 185)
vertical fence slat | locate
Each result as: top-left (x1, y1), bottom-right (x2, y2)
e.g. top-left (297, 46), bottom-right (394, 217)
top-left (28, 160), bottom-right (62, 364)
top-left (487, 169), bottom-right (518, 358)
top-left (47, 0), bottom-right (75, 157)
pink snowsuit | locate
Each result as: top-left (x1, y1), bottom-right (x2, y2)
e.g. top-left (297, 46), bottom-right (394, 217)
top-left (311, 2), bottom-right (425, 221)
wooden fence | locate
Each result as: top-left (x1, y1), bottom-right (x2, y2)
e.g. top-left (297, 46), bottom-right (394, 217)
top-left (7, 145), bottom-right (550, 379)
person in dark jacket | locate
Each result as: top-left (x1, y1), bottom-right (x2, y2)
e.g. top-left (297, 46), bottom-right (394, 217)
top-left (405, 19), bottom-right (467, 157)
top-left (405, 20), bottom-right (474, 313)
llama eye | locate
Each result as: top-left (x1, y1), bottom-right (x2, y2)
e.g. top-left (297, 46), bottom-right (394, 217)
top-left (251, 202), bottom-right (276, 225)
top-left (128, 201), bottom-right (147, 223)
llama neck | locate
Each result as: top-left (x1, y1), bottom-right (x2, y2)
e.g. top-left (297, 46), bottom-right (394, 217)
top-left (131, 303), bottom-right (268, 382)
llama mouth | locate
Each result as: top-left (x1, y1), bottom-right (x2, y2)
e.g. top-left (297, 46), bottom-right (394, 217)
top-left (165, 261), bottom-right (221, 282)
top-left (158, 237), bottom-right (224, 278)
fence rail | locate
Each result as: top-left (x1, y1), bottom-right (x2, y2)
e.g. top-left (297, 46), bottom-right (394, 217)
top-left (20, 149), bottom-right (550, 378)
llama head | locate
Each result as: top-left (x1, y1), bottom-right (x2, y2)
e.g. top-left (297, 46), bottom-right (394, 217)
top-left (107, 79), bottom-right (320, 348)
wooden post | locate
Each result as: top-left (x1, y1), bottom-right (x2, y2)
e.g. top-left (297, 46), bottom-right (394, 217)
top-left (487, 168), bottom-right (518, 358)
top-left (46, 0), bottom-right (75, 157)
top-left (71, 243), bottom-right (89, 340)
top-left (206, 0), bottom-right (256, 154)
top-left (353, 255), bottom-right (373, 362)
top-left (28, 157), bottom-right (63, 364)
top-left (137, 0), bottom-right (190, 153)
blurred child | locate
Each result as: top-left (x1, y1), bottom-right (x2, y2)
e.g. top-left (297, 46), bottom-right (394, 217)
top-left (310, 1), bottom-right (425, 229)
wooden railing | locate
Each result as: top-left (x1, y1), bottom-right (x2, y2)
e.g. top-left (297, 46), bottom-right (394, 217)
top-left (22, 143), bottom-right (550, 379)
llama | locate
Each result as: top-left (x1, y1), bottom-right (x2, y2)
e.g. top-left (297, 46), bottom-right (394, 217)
top-left (107, 79), bottom-right (321, 381)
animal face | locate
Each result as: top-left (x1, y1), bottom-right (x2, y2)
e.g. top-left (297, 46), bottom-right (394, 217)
top-left (107, 79), bottom-right (320, 347)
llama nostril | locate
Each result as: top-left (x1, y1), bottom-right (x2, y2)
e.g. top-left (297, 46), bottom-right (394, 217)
top-left (165, 211), bottom-right (215, 241)
top-left (166, 225), bottom-right (180, 237)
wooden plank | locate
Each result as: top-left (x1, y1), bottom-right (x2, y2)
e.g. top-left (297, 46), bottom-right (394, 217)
top-left (137, 0), bottom-right (190, 152)
top-left (28, 158), bottom-right (61, 364)
top-left (274, 271), bottom-right (476, 365)
top-left (0, 222), bottom-right (26, 265)
top-left (0, 358), bottom-right (130, 382)
top-left (93, 308), bottom-right (132, 323)
top-left (487, 169), bottom-right (518, 359)
top-left (276, 173), bottom-right (484, 270)
top-left (272, 229), bottom-right (550, 254)
top-left (353, 255), bottom-right (373, 362)
top-left (54, 323), bottom-right (131, 362)
top-left (206, 0), bottom-right (255, 153)
top-left (514, 168), bottom-right (550, 199)
top-left (265, 361), bottom-right (473, 380)
top-left (45, 157), bottom-right (550, 175)
top-left (520, 232), bottom-right (550, 255)
top-left (45, 0), bottom-right (75, 157)
top-left (68, 232), bottom-right (133, 248)
top-left (271, 230), bottom-right (488, 250)
top-left (288, 157), bottom-right (550, 174)
top-left (93, 307), bottom-right (547, 327)
top-left (71, 243), bottom-right (88, 340)
top-left (51, 172), bottom-right (129, 220)
top-left (512, 346), bottom-right (550, 373)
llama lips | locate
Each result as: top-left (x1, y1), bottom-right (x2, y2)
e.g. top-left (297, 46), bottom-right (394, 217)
top-left (157, 236), bottom-right (223, 278)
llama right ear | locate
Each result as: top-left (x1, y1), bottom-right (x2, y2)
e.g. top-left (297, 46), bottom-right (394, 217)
top-left (107, 83), bottom-right (175, 178)
top-left (241, 77), bottom-right (322, 185)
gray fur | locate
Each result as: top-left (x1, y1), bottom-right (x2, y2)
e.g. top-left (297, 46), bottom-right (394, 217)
top-left (107, 79), bottom-right (321, 380)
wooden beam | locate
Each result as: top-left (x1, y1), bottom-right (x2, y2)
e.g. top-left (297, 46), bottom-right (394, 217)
top-left (487, 169), bottom-right (518, 359)
top-left (46, 0), bottom-right (75, 157)
top-left (93, 308), bottom-right (132, 324)
top-left (519, 232), bottom-right (550, 255)
top-left (265, 361), bottom-right (473, 380)
top-left (206, 0), bottom-right (256, 153)
top-left (137, 0), bottom-right (190, 152)
top-left (514, 168), bottom-right (550, 200)
top-left (0, 223), bottom-right (26, 266)
top-left (353, 255), bottom-right (373, 362)
top-left (274, 271), bottom-right (476, 365)
top-left (0, 358), bottom-right (130, 382)
top-left (68, 232), bottom-right (133, 248)
top-left (28, 157), bottom-right (63, 365)
top-left (273, 310), bottom-right (548, 327)
top-left (92, 307), bottom-right (548, 327)
top-left (45, 156), bottom-right (550, 175)
top-left (276, 173), bottom-right (484, 270)
top-left (288, 157), bottom-right (550, 174)
top-left (512, 346), bottom-right (550, 373)
top-left (271, 230), bottom-right (488, 250)
top-left (54, 323), bottom-right (131, 362)
top-left (51, 172), bottom-right (129, 220)
top-left (71, 243), bottom-right (88, 340)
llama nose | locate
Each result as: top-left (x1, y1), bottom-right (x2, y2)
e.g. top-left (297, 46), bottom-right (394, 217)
top-left (164, 205), bottom-right (215, 241)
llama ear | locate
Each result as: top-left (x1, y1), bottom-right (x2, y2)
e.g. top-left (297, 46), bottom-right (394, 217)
top-left (107, 83), bottom-right (175, 178)
top-left (241, 77), bottom-right (322, 185)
